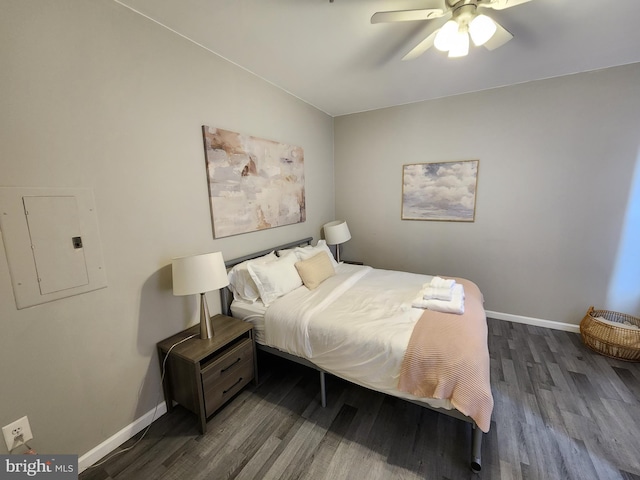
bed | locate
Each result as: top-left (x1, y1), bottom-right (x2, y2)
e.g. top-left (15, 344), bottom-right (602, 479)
top-left (220, 237), bottom-right (493, 472)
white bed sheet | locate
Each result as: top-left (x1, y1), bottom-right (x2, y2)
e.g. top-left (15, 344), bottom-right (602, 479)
top-left (230, 299), bottom-right (267, 344)
top-left (232, 263), bottom-right (453, 411)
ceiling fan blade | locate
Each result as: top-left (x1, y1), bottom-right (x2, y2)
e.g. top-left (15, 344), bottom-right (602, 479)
top-left (371, 9), bottom-right (444, 24)
top-left (483, 20), bottom-right (513, 50)
top-left (479, 0), bottom-right (531, 11)
top-left (401, 30), bottom-right (439, 61)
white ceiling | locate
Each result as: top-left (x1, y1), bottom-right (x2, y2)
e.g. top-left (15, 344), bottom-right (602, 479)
top-left (116, 0), bottom-right (640, 117)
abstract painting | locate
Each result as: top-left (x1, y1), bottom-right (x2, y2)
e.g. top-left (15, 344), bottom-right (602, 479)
top-left (202, 126), bottom-right (305, 238)
top-left (402, 160), bottom-right (479, 222)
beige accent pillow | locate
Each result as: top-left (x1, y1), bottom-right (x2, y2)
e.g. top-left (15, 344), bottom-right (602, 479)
top-left (295, 252), bottom-right (336, 290)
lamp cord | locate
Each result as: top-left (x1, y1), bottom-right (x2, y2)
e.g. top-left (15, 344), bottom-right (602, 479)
top-left (86, 333), bottom-right (198, 469)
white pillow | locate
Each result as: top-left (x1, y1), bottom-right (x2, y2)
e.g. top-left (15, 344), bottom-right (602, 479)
top-left (292, 240), bottom-right (339, 268)
top-left (247, 253), bottom-right (302, 306)
top-left (276, 247), bottom-right (295, 257)
top-left (227, 251), bottom-right (276, 302)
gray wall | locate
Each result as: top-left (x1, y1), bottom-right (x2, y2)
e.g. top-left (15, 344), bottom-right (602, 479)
top-left (334, 63), bottom-right (640, 325)
top-left (0, 0), bottom-right (333, 456)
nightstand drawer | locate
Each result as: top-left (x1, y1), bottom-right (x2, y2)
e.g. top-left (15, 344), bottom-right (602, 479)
top-left (203, 357), bottom-right (253, 417)
top-left (201, 337), bottom-right (253, 383)
top-left (201, 337), bottom-right (254, 417)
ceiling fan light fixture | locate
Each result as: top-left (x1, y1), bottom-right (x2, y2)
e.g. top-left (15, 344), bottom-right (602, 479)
top-left (448, 29), bottom-right (470, 57)
top-left (434, 20), bottom-right (459, 51)
top-left (469, 14), bottom-right (497, 46)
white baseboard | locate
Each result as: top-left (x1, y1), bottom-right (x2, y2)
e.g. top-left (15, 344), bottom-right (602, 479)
top-left (486, 310), bottom-right (580, 333)
top-left (78, 401), bottom-right (167, 473)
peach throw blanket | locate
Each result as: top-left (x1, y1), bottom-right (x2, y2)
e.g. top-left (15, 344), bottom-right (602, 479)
top-left (398, 278), bottom-right (494, 432)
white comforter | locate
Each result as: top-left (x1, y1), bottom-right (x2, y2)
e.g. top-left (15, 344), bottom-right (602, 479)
top-left (264, 264), bottom-right (449, 404)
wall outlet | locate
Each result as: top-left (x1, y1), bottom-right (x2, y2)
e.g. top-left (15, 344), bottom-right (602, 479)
top-left (2, 416), bottom-right (33, 451)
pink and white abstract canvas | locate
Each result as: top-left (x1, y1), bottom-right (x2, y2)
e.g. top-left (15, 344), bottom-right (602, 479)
top-left (202, 126), bottom-right (305, 238)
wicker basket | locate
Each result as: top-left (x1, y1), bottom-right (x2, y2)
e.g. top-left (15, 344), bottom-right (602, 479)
top-left (580, 306), bottom-right (640, 362)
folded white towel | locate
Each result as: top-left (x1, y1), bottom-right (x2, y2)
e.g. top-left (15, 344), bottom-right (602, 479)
top-left (411, 296), bottom-right (430, 309)
top-left (422, 286), bottom-right (453, 301)
top-left (429, 276), bottom-right (456, 289)
top-left (413, 284), bottom-right (465, 315)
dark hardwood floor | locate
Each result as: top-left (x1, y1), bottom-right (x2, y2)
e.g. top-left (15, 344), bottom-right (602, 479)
top-left (81, 318), bottom-right (640, 480)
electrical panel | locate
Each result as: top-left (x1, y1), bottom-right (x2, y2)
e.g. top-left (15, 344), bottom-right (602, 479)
top-left (0, 187), bottom-right (107, 309)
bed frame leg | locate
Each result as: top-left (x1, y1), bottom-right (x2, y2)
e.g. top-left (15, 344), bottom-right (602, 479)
top-left (470, 423), bottom-right (483, 473)
top-left (319, 371), bottom-right (327, 407)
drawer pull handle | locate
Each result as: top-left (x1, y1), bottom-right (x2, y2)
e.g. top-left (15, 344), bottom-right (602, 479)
top-left (223, 377), bottom-right (243, 395)
top-left (221, 358), bottom-right (241, 373)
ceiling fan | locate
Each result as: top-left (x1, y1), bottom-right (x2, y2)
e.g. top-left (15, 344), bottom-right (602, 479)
top-left (371, 0), bottom-right (531, 59)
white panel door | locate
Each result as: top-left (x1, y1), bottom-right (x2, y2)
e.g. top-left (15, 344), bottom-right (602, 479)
top-left (23, 196), bottom-right (89, 294)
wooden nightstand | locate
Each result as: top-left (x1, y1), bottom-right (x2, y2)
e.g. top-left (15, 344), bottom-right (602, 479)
top-left (157, 314), bottom-right (256, 433)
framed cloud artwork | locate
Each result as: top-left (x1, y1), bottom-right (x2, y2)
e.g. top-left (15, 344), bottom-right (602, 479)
top-left (402, 160), bottom-right (479, 222)
top-left (202, 126), bottom-right (305, 238)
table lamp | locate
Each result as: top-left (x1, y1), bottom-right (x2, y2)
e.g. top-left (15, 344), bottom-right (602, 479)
top-left (323, 220), bottom-right (351, 262)
top-left (172, 251), bottom-right (229, 339)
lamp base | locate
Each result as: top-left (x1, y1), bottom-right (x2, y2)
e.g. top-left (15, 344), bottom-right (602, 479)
top-left (199, 293), bottom-right (214, 339)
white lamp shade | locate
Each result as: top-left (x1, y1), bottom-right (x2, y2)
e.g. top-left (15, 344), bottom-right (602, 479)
top-left (469, 14), bottom-right (497, 47)
top-left (172, 251), bottom-right (229, 296)
top-left (323, 220), bottom-right (351, 245)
